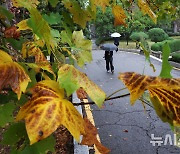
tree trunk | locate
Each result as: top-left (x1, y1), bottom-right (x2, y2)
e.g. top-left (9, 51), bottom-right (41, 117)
top-left (173, 21), bottom-right (178, 33)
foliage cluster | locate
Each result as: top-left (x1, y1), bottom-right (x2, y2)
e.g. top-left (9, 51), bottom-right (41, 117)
top-left (148, 28), bottom-right (169, 43)
top-left (130, 32), bottom-right (149, 41)
top-left (151, 39), bottom-right (180, 53)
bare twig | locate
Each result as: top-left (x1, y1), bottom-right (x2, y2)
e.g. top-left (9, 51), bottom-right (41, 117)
top-left (73, 93), bottom-right (130, 106)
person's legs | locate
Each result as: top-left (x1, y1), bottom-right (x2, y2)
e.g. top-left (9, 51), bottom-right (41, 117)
top-left (106, 59), bottom-right (110, 72)
top-left (110, 60), bottom-right (114, 73)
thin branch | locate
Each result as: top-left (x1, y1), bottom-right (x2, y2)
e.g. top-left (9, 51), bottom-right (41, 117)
top-left (106, 87), bottom-right (127, 99)
top-left (73, 93), bottom-right (130, 106)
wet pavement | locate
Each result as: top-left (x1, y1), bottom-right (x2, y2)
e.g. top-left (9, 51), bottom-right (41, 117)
top-left (82, 49), bottom-right (180, 154)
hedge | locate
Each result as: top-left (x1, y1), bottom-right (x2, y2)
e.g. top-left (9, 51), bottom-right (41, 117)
top-left (151, 39), bottom-right (180, 53)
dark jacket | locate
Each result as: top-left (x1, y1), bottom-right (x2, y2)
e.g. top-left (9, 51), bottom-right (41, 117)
top-left (104, 51), bottom-right (113, 60)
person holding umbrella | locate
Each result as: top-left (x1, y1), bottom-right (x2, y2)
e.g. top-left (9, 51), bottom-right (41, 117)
top-left (100, 43), bottom-right (117, 73)
top-left (111, 32), bottom-right (121, 52)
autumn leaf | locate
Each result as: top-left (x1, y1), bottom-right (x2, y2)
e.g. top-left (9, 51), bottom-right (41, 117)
top-left (119, 72), bottom-right (180, 104)
top-left (22, 42), bottom-right (55, 77)
top-left (17, 19), bottom-right (31, 31)
top-left (160, 42), bottom-right (172, 78)
top-left (81, 118), bottom-right (110, 154)
top-left (12, 0), bottom-right (39, 8)
top-left (119, 72), bottom-right (180, 126)
top-left (16, 80), bottom-right (85, 144)
top-left (112, 5), bottom-right (127, 27)
top-left (138, 0), bottom-right (157, 24)
top-left (4, 26), bottom-right (20, 39)
top-left (72, 30), bottom-right (92, 67)
top-left (94, 0), bottom-right (110, 12)
top-left (0, 50), bottom-right (31, 99)
top-left (58, 64), bottom-right (106, 107)
top-left (76, 87), bottom-right (88, 100)
top-left (63, 0), bottom-right (92, 28)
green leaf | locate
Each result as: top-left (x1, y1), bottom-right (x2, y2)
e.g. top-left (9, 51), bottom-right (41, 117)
top-left (1, 122), bottom-right (27, 145)
top-left (6, 37), bottom-right (25, 51)
top-left (160, 42), bottom-right (172, 78)
top-left (48, 0), bottom-right (59, 7)
top-left (0, 102), bottom-right (16, 127)
top-left (0, 6), bottom-right (14, 21)
top-left (51, 29), bottom-right (60, 38)
top-left (27, 8), bottom-right (57, 53)
top-left (60, 30), bottom-right (72, 46)
top-left (18, 135), bottom-right (56, 154)
top-left (72, 30), bottom-right (92, 67)
top-left (0, 91), bottom-right (17, 104)
top-left (58, 64), bottom-right (106, 107)
top-left (43, 12), bottom-right (62, 25)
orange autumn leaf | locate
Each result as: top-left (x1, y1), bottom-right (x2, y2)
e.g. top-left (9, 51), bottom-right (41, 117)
top-left (138, 0), bottom-right (157, 24)
top-left (4, 26), bottom-right (20, 39)
top-left (22, 42), bottom-right (55, 77)
top-left (112, 5), bottom-right (127, 27)
top-left (76, 87), bottom-right (88, 100)
top-left (119, 72), bottom-right (180, 125)
top-left (81, 118), bottom-right (110, 154)
top-left (94, 0), bottom-right (110, 12)
top-left (0, 50), bottom-right (31, 99)
top-left (16, 80), bottom-right (85, 144)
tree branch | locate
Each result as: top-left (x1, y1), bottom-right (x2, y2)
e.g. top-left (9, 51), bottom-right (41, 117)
top-left (73, 93), bottom-right (130, 106)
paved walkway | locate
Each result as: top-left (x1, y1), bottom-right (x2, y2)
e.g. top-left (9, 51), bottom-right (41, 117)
top-left (82, 49), bottom-right (180, 154)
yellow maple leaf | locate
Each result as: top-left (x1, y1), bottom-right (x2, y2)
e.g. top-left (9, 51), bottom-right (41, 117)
top-left (17, 19), bottom-right (31, 31)
top-left (119, 72), bottom-right (180, 126)
top-left (16, 80), bottom-right (85, 144)
top-left (94, 0), bottom-right (110, 12)
top-left (0, 50), bottom-right (31, 99)
top-left (72, 30), bottom-right (92, 67)
top-left (63, 0), bottom-right (92, 28)
top-left (22, 42), bottom-right (55, 77)
top-left (58, 64), bottom-right (106, 107)
top-left (138, 0), bottom-right (157, 24)
top-left (12, 0), bottom-right (39, 8)
top-left (112, 5), bottom-right (127, 27)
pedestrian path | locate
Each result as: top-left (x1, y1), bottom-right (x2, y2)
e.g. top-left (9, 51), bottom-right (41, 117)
top-left (82, 49), bottom-right (180, 154)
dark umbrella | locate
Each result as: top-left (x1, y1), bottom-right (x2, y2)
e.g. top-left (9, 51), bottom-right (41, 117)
top-left (100, 43), bottom-right (117, 51)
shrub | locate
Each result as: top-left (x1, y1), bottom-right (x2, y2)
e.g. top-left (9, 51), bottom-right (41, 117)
top-left (130, 32), bottom-right (149, 41)
top-left (168, 39), bottom-right (180, 53)
top-left (151, 42), bottom-right (162, 51)
top-left (151, 39), bottom-right (180, 53)
top-left (171, 52), bottom-right (180, 63)
top-left (148, 28), bottom-right (169, 42)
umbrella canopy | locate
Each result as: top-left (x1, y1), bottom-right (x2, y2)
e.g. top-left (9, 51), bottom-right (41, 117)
top-left (100, 43), bottom-right (117, 51)
top-left (111, 32), bottom-right (121, 37)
